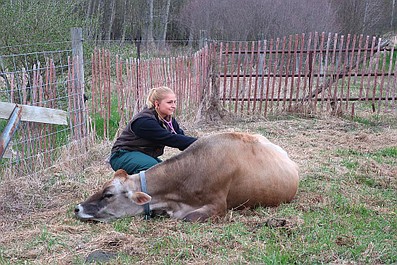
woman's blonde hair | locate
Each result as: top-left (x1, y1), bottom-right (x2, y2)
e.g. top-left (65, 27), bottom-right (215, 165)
top-left (146, 86), bottom-right (175, 108)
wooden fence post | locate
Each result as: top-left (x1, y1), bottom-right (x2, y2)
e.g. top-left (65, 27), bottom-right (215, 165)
top-left (71, 27), bottom-right (87, 138)
top-left (71, 28), bottom-right (85, 93)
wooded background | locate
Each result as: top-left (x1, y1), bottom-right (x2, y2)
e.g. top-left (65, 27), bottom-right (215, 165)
top-left (0, 0), bottom-right (396, 48)
top-left (0, 0), bottom-right (396, 175)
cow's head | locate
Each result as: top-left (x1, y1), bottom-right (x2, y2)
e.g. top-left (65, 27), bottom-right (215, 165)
top-left (74, 169), bottom-right (151, 222)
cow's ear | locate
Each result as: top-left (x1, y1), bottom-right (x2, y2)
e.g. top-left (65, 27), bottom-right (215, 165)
top-left (114, 169), bottom-right (128, 178)
top-left (131, 192), bottom-right (152, 205)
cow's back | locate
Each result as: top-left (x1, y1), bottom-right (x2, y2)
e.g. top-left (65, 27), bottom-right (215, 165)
top-left (210, 133), bottom-right (299, 209)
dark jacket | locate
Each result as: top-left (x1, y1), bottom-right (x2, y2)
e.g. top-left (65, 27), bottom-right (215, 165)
top-left (111, 107), bottom-right (197, 158)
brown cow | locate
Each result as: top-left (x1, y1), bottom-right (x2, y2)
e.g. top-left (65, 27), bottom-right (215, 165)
top-left (74, 132), bottom-right (299, 222)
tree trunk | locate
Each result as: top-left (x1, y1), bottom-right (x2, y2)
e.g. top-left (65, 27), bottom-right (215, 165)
top-left (195, 44), bottom-right (229, 124)
top-left (121, 0), bottom-right (129, 42)
top-left (106, 0), bottom-right (116, 40)
top-left (96, 0), bottom-right (104, 41)
top-left (363, 0), bottom-right (369, 33)
top-left (85, 0), bottom-right (95, 40)
top-left (160, 0), bottom-right (171, 45)
top-left (392, 0), bottom-right (396, 30)
top-left (146, 0), bottom-right (154, 44)
top-left (85, 0), bottom-right (93, 21)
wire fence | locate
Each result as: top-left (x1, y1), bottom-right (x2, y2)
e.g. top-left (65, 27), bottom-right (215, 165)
top-left (0, 41), bottom-right (88, 176)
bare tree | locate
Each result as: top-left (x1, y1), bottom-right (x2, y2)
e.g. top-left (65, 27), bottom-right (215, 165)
top-left (106, 0), bottom-right (116, 40)
top-left (71, 0), bottom-right (394, 43)
top-left (390, 0), bottom-right (396, 30)
top-left (179, 0), bottom-right (339, 41)
top-left (146, 0), bottom-right (154, 44)
top-left (160, 0), bottom-right (171, 44)
top-left (330, 0), bottom-right (387, 35)
top-left (121, 0), bottom-right (130, 42)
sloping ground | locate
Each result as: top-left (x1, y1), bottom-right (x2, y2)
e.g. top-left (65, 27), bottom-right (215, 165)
top-left (0, 114), bottom-right (396, 264)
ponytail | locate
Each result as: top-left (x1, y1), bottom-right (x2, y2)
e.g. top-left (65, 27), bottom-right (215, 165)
top-left (146, 86), bottom-right (175, 108)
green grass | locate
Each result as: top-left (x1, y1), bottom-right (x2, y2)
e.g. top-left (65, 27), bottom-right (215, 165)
top-left (113, 217), bottom-right (134, 233)
top-left (27, 226), bottom-right (67, 252)
top-left (91, 95), bottom-right (121, 140)
top-left (336, 146), bottom-right (397, 166)
top-left (352, 115), bottom-right (381, 127)
top-left (119, 202), bottom-right (396, 264)
top-left (385, 45), bottom-right (397, 70)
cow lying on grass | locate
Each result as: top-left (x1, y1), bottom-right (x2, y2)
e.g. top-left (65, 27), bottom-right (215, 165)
top-left (75, 132), bottom-right (300, 222)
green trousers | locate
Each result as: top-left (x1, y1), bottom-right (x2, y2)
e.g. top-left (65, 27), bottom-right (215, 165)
top-left (109, 150), bottom-right (162, 175)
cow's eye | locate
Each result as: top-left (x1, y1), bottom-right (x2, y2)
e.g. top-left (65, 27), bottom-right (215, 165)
top-left (103, 193), bottom-right (114, 199)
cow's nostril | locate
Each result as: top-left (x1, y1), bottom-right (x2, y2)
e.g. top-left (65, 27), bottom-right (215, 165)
top-left (74, 205), bottom-right (80, 213)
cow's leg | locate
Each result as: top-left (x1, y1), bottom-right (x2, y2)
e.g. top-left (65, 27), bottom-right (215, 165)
top-left (183, 210), bottom-right (211, 222)
top-left (182, 203), bottom-right (227, 222)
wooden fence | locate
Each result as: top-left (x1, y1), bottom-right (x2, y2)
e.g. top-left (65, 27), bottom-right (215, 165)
top-left (90, 46), bottom-right (212, 138)
top-left (217, 32), bottom-right (396, 116)
top-left (91, 33), bottom-right (396, 139)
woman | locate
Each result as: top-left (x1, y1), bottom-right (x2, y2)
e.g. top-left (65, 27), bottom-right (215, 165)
top-left (109, 86), bottom-right (197, 174)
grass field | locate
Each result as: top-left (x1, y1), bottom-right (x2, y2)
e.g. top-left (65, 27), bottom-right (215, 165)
top-left (0, 114), bottom-right (396, 264)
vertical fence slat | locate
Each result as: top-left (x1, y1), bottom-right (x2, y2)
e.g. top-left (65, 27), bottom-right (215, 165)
top-left (295, 34), bottom-right (304, 107)
top-left (107, 50), bottom-right (111, 138)
top-left (270, 38), bottom-right (280, 112)
top-left (346, 34), bottom-right (356, 112)
top-left (334, 35), bottom-right (344, 113)
top-left (284, 36), bottom-right (293, 111)
top-left (91, 51), bottom-right (96, 117)
top-left (240, 42), bottom-right (249, 113)
top-left (289, 35), bottom-right (299, 111)
top-left (378, 46), bottom-right (388, 113)
top-left (301, 33), bottom-right (311, 107)
top-left (392, 49), bottom-right (397, 110)
top-left (340, 34), bottom-right (350, 112)
top-left (371, 37), bottom-right (381, 111)
top-left (321, 33), bottom-right (331, 111)
top-left (176, 56), bottom-right (182, 112)
top-left (252, 40), bottom-right (261, 113)
top-left (263, 39), bottom-right (274, 116)
top-left (221, 43), bottom-right (228, 107)
top-left (246, 41), bottom-right (255, 114)
top-left (366, 37), bottom-right (377, 102)
top-left (234, 42), bottom-right (242, 113)
top-left (353, 34), bottom-right (363, 86)
top-left (228, 42), bottom-right (236, 112)
top-left (259, 40), bottom-right (267, 114)
top-left (359, 36), bottom-right (370, 101)
top-left (385, 46), bottom-right (395, 111)
top-left (278, 36), bottom-right (286, 111)
top-left (314, 32), bottom-right (325, 112)
top-left (328, 33), bottom-right (338, 111)
top-left (308, 32), bottom-right (317, 111)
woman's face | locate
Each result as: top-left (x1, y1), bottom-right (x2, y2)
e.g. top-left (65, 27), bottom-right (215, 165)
top-left (155, 93), bottom-right (177, 117)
